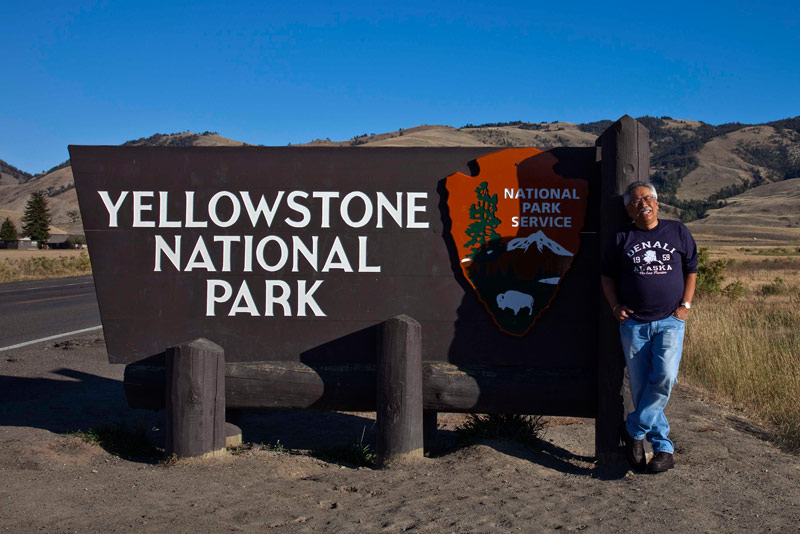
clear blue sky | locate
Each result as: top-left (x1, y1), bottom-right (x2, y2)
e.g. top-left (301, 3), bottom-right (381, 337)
top-left (2, 0), bottom-right (798, 174)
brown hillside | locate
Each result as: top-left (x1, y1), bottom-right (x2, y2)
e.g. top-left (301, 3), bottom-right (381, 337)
top-left (687, 178), bottom-right (800, 244)
top-left (122, 131), bottom-right (245, 147)
top-left (0, 132), bottom-right (246, 234)
top-left (677, 126), bottom-right (779, 201)
top-left (1, 123), bottom-right (798, 243)
top-left (302, 125), bottom-right (490, 147)
top-left (0, 160), bottom-right (33, 186)
top-left (301, 122), bottom-right (597, 149)
top-left (0, 171), bottom-right (20, 187)
top-left (0, 167), bottom-right (78, 232)
top-left (460, 122), bottom-right (596, 148)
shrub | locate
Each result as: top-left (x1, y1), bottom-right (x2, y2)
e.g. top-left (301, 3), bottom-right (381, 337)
top-left (722, 281), bottom-right (746, 300)
top-left (75, 423), bottom-right (158, 459)
top-left (0, 251), bottom-right (92, 283)
top-left (455, 413), bottom-right (546, 448)
top-left (309, 427), bottom-right (375, 467)
top-left (761, 277), bottom-right (787, 296)
top-left (696, 248), bottom-right (727, 295)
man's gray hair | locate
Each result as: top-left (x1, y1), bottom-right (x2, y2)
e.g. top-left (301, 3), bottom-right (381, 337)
top-left (623, 181), bottom-right (658, 205)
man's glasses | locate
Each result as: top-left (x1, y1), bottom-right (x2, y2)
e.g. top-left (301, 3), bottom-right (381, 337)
top-left (629, 195), bottom-right (656, 207)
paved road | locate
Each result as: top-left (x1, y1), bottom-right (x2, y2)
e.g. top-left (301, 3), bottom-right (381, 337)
top-left (0, 276), bottom-right (101, 350)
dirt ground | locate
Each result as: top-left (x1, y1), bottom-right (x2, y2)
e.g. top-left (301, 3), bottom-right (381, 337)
top-left (1, 333), bottom-right (799, 533)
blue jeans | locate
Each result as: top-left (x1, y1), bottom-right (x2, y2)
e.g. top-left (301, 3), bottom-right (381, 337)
top-left (620, 315), bottom-right (686, 454)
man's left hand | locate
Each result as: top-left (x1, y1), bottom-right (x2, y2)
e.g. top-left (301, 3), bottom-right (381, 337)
top-left (673, 305), bottom-right (690, 321)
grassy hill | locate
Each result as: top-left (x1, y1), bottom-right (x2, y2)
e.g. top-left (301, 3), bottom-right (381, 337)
top-left (1, 119), bottom-right (798, 244)
top-left (0, 132), bottom-right (245, 234)
top-left (0, 160), bottom-right (34, 186)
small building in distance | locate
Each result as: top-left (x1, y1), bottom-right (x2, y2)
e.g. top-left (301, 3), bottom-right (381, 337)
top-left (0, 237), bottom-right (39, 250)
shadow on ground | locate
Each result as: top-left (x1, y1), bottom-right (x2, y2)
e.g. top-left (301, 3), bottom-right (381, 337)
top-left (0, 368), bottom-right (624, 476)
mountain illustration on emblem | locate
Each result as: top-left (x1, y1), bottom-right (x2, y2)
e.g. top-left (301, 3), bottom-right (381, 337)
top-left (445, 148), bottom-right (589, 336)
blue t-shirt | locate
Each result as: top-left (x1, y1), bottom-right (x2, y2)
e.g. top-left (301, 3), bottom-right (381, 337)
top-left (601, 220), bottom-right (698, 322)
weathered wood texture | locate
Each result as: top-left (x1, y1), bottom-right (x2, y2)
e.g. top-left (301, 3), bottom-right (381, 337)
top-left (595, 115), bottom-right (650, 461)
top-left (423, 364), bottom-right (596, 416)
top-left (165, 339), bottom-right (226, 458)
top-left (126, 360), bottom-right (595, 416)
top-left (225, 362), bottom-right (376, 410)
top-left (376, 315), bottom-right (424, 465)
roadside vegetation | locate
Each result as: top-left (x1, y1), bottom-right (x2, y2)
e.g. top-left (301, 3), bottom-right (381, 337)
top-left (683, 247), bottom-right (800, 451)
top-left (0, 251), bottom-right (92, 283)
top-left (74, 423), bottom-right (160, 461)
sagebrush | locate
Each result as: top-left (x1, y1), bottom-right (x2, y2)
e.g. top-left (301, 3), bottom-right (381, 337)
top-left (0, 252), bottom-right (92, 282)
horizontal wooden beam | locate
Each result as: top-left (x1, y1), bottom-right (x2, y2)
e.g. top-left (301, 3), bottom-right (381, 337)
top-left (124, 359), bottom-right (595, 417)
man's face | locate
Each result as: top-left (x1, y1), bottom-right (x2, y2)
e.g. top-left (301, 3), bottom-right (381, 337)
top-left (626, 186), bottom-right (659, 229)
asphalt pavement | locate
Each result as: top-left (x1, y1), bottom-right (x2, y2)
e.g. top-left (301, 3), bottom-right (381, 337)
top-left (0, 275), bottom-right (101, 350)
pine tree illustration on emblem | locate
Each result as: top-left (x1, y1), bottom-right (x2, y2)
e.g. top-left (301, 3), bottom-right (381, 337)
top-left (464, 181), bottom-right (501, 258)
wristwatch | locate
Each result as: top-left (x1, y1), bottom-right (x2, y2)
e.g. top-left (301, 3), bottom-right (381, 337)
top-left (680, 301), bottom-right (692, 309)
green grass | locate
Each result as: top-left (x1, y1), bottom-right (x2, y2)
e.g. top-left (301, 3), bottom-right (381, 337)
top-left (260, 440), bottom-right (290, 453)
top-left (310, 442), bottom-right (376, 468)
top-left (74, 422), bottom-right (159, 460)
top-left (455, 413), bottom-right (546, 448)
top-left (309, 427), bottom-right (376, 467)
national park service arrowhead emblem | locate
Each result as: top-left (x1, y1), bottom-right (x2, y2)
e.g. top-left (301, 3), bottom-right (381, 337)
top-left (445, 148), bottom-right (589, 336)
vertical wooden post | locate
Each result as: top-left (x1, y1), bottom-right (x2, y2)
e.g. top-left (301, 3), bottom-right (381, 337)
top-left (165, 338), bottom-right (226, 458)
top-left (595, 115), bottom-right (650, 462)
top-left (376, 315), bottom-right (424, 466)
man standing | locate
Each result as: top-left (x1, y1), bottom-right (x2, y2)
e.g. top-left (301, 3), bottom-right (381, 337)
top-left (601, 181), bottom-right (698, 473)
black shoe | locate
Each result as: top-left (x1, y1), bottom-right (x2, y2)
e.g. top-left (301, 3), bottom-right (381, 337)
top-left (621, 426), bottom-right (646, 472)
top-left (647, 451), bottom-right (675, 473)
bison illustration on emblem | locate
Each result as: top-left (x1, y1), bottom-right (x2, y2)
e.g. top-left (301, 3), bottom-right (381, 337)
top-left (496, 290), bottom-right (534, 315)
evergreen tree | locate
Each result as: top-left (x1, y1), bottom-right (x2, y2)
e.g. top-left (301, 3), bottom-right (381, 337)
top-left (0, 217), bottom-right (18, 241)
top-left (21, 191), bottom-right (51, 243)
top-left (464, 181), bottom-right (501, 258)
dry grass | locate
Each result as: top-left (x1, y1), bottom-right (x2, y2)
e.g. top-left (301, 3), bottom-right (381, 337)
top-left (683, 247), bottom-right (800, 451)
top-left (0, 250), bottom-right (92, 282)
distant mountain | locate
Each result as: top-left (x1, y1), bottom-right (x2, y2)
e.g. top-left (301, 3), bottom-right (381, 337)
top-left (121, 131), bottom-right (247, 148)
top-left (1, 119), bottom-right (798, 243)
top-left (0, 131), bottom-right (245, 234)
top-left (0, 160), bottom-right (34, 186)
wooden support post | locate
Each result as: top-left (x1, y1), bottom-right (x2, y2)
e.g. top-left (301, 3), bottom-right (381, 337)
top-left (376, 315), bottom-right (424, 466)
top-left (595, 115), bottom-right (650, 462)
top-left (165, 338), bottom-right (226, 458)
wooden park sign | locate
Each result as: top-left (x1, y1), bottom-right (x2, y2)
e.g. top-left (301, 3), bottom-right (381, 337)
top-left (70, 115), bottom-right (649, 461)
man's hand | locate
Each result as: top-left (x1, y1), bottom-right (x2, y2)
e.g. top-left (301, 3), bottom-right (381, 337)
top-left (673, 304), bottom-right (690, 321)
top-left (613, 304), bottom-right (634, 323)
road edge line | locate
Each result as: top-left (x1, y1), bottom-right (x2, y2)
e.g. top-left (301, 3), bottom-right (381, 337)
top-left (0, 325), bottom-right (103, 352)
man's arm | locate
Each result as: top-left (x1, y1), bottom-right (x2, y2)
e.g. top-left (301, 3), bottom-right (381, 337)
top-left (601, 275), bottom-right (634, 323)
top-left (673, 272), bottom-right (697, 321)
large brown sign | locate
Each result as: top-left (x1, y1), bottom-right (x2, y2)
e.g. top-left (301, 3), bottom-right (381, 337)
top-left (70, 146), bottom-right (600, 377)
